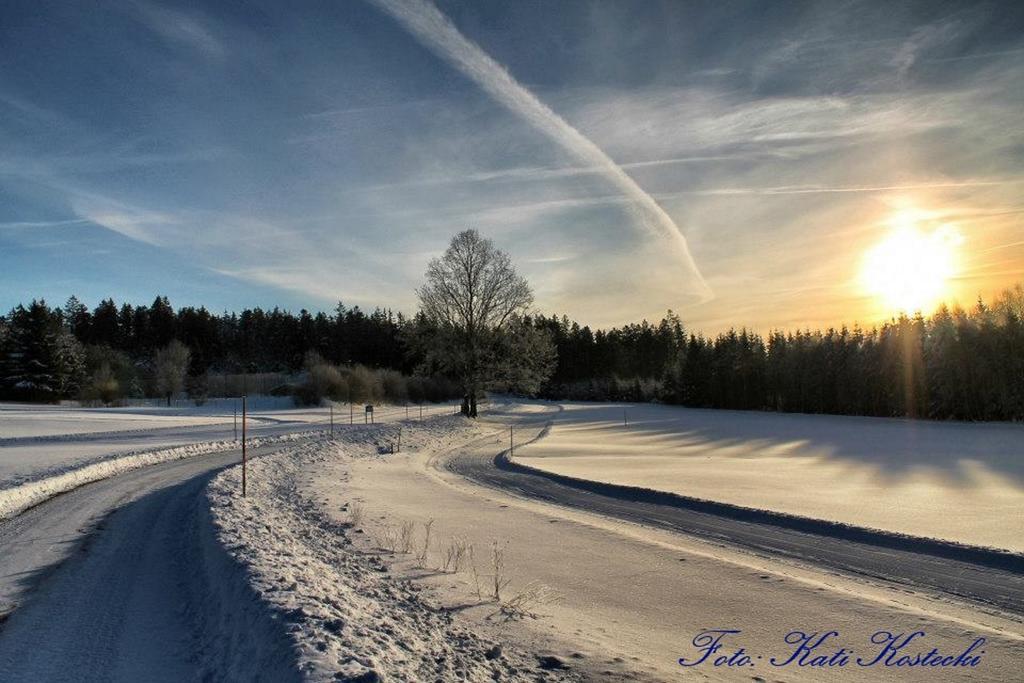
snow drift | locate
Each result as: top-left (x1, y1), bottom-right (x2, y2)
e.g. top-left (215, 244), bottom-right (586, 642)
top-left (0, 432), bottom-right (311, 523)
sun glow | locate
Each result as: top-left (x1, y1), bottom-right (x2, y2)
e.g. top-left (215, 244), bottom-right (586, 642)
top-left (861, 210), bottom-right (963, 315)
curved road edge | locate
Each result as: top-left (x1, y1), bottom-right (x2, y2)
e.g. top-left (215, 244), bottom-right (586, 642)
top-left (499, 450), bottom-right (1024, 573)
top-left (0, 441), bottom-right (307, 682)
top-left (445, 415), bottom-right (1024, 616)
top-left (0, 431), bottom-right (319, 523)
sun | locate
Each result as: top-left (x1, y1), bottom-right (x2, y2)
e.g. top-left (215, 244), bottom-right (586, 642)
top-left (860, 212), bottom-right (963, 315)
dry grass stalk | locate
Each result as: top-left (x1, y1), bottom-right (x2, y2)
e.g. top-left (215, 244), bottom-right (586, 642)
top-left (442, 537), bottom-right (470, 572)
top-left (491, 539), bottom-right (511, 601)
top-left (348, 502), bottom-right (365, 528)
top-left (468, 544), bottom-right (483, 600)
top-left (500, 581), bottom-right (559, 619)
top-left (377, 524), bottom-right (398, 552)
top-left (417, 518), bottom-right (434, 564)
top-left (398, 520), bottom-right (416, 553)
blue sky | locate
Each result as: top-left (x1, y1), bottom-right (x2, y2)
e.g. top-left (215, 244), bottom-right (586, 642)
top-left (2, 0), bottom-right (1022, 331)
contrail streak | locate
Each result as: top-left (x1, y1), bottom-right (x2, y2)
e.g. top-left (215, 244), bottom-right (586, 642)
top-left (366, 0), bottom-right (711, 299)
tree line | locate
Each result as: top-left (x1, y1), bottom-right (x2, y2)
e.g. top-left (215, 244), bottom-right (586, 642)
top-left (57, 295), bottom-right (410, 374)
top-left (2, 266), bottom-right (1021, 420)
top-left (533, 285), bottom-right (1024, 421)
top-left (0, 295), bottom-right (438, 405)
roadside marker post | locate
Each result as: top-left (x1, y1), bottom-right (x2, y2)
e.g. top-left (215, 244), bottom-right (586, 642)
top-left (419, 405), bottom-right (422, 421)
top-left (406, 405), bottom-right (409, 419)
top-left (509, 425), bottom-right (514, 457)
top-left (241, 395), bottom-right (247, 498)
top-left (397, 428), bottom-right (401, 453)
top-left (330, 403), bottom-right (334, 437)
top-left (624, 409), bottom-right (628, 428)
top-left (233, 404), bottom-right (238, 441)
top-left (349, 403), bottom-right (353, 425)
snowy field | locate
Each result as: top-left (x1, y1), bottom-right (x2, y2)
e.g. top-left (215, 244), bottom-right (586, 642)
top-left (0, 400), bottom-right (446, 439)
top-left (509, 401), bottom-right (1024, 552)
top-left (0, 402), bottom-right (235, 438)
top-left (0, 400), bottom-right (456, 496)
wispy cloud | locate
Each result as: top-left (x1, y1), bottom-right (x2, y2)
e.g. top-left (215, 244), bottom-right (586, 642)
top-left (527, 254), bottom-right (576, 264)
top-left (0, 218), bottom-right (90, 230)
top-left (365, 0), bottom-right (710, 299)
top-left (925, 47), bottom-right (1024, 63)
top-left (126, 1), bottom-right (226, 60)
top-left (70, 192), bottom-right (177, 246)
top-left (0, 147), bottom-right (226, 177)
top-left (665, 178), bottom-right (1023, 197)
top-left (567, 88), bottom-right (966, 162)
top-left (302, 98), bottom-right (440, 120)
top-left (360, 151), bottom-right (779, 191)
top-left (0, 91), bottom-right (67, 125)
top-left (891, 19), bottom-right (965, 80)
top-left (214, 264), bottom-right (398, 306)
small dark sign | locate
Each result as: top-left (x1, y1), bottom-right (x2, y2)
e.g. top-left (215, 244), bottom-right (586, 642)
top-left (365, 405), bottom-right (374, 413)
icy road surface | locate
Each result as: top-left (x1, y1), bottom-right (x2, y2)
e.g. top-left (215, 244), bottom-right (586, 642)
top-left (0, 441), bottom-right (299, 682)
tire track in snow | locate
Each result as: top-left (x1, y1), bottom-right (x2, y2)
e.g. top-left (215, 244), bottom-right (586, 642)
top-left (0, 443), bottom-right (302, 681)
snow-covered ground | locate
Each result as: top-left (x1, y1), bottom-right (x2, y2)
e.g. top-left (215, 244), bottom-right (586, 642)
top-left (3, 404), bottom-right (1021, 681)
top-left (283, 415), bottom-right (1024, 682)
top-left (0, 400), bottom-right (453, 440)
top-left (0, 400), bottom-right (456, 520)
top-left (0, 433), bottom-right (311, 522)
top-left (508, 401), bottom-right (1024, 552)
top-left (0, 402), bottom-right (235, 438)
top-left (206, 428), bottom-right (580, 682)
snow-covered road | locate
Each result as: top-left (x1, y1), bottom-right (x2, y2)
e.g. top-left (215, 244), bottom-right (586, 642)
top-left (0, 441), bottom-right (299, 682)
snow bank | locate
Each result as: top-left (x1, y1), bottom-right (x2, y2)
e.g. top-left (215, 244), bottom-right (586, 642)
top-left (0, 432), bottom-right (311, 522)
top-left (205, 428), bottom-right (577, 682)
top-left (194, 495), bottom-right (304, 682)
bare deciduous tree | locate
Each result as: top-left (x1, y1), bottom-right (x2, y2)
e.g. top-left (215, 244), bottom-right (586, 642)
top-left (417, 229), bottom-right (553, 416)
top-left (154, 340), bottom-right (190, 406)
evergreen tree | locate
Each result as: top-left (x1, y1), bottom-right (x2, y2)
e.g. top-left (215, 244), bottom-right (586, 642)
top-left (91, 299), bottom-right (120, 348)
top-left (148, 296), bottom-right (176, 350)
top-left (63, 295), bottom-right (91, 340)
top-left (2, 301), bottom-right (82, 401)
